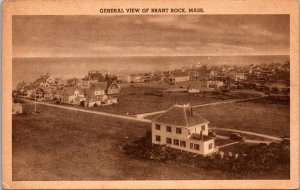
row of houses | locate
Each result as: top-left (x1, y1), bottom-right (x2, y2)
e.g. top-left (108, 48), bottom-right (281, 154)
top-left (127, 61), bottom-right (290, 87)
top-left (22, 80), bottom-right (120, 106)
top-left (17, 71), bottom-right (117, 93)
top-left (15, 71), bottom-right (121, 107)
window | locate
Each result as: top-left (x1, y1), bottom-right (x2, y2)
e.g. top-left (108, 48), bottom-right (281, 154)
top-left (166, 126), bottom-right (172, 132)
top-left (155, 135), bottom-right (161, 142)
top-left (194, 144), bottom-right (200, 150)
top-left (166, 138), bottom-right (172, 144)
top-left (201, 125), bottom-right (206, 131)
top-left (180, 141), bottom-right (186, 147)
top-left (176, 128), bottom-right (182, 134)
top-left (188, 129), bottom-right (191, 135)
top-left (173, 139), bottom-right (179, 146)
top-left (155, 124), bottom-right (160, 130)
top-left (190, 143), bottom-right (193, 149)
top-left (209, 143), bottom-right (213, 150)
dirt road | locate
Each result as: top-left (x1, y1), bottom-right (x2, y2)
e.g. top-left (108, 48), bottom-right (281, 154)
top-left (135, 96), bottom-right (264, 119)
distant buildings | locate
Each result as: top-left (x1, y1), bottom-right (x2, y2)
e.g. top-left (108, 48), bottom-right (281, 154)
top-left (106, 80), bottom-right (121, 94)
top-left (81, 71), bottom-right (105, 87)
top-left (127, 75), bottom-right (143, 83)
top-left (152, 104), bottom-right (217, 156)
top-left (168, 73), bottom-right (190, 85)
top-left (207, 81), bottom-right (224, 89)
top-left (230, 73), bottom-right (247, 81)
top-left (60, 87), bottom-right (85, 105)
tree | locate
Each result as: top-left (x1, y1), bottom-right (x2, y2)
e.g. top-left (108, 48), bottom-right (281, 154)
top-left (16, 81), bottom-right (27, 90)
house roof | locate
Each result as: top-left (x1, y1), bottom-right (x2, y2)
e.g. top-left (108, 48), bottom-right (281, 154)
top-left (25, 84), bottom-right (39, 91)
top-left (87, 71), bottom-right (104, 81)
top-left (63, 87), bottom-right (84, 95)
top-left (55, 89), bottom-right (64, 96)
top-left (33, 78), bottom-right (47, 85)
top-left (93, 81), bottom-right (107, 90)
top-left (84, 82), bottom-right (107, 98)
top-left (153, 104), bottom-right (209, 128)
top-left (106, 79), bottom-right (120, 90)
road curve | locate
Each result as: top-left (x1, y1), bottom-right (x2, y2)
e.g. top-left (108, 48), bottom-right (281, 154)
top-left (136, 96), bottom-right (264, 119)
top-left (22, 99), bottom-right (151, 123)
top-left (21, 98), bottom-right (282, 143)
top-left (211, 127), bottom-right (282, 141)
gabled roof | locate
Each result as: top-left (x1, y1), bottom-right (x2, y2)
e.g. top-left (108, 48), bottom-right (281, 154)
top-left (84, 82), bottom-right (107, 98)
top-left (106, 79), bottom-right (120, 90)
top-left (63, 87), bottom-right (84, 95)
top-left (153, 105), bottom-right (209, 128)
top-left (33, 78), bottom-right (47, 85)
top-left (91, 81), bottom-right (107, 90)
top-left (25, 84), bottom-right (39, 91)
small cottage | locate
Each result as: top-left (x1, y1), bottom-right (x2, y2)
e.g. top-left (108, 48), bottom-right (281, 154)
top-left (61, 87), bottom-right (84, 105)
top-left (207, 81), bottom-right (224, 89)
top-left (105, 80), bottom-right (121, 95)
top-left (12, 103), bottom-right (22, 114)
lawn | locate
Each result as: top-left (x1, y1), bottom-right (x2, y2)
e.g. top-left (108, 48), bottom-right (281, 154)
top-left (144, 97), bottom-right (290, 138)
top-left (12, 104), bottom-right (289, 180)
top-left (194, 100), bottom-right (289, 137)
top-left (87, 85), bottom-right (259, 115)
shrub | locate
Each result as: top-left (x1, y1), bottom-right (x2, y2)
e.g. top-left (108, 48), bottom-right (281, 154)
top-left (123, 130), bottom-right (177, 161)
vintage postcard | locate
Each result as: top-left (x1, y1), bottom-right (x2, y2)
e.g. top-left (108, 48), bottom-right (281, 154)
top-left (2, 0), bottom-right (299, 189)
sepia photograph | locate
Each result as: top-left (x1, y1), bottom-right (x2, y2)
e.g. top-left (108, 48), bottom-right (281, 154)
top-left (2, 0), bottom-right (299, 189)
top-left (11, 14), bottom-right (291, 181)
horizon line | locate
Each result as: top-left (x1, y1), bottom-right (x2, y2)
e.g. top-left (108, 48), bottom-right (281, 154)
top-left (12, 54), bottom-right (290, 59)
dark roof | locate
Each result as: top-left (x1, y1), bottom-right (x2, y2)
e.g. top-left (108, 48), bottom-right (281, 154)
top-left (33, 78), bottom-right (47, 85)
top-left (87, 71), bottom-right (104, 81)
top-left (106, 79), bottom-right (120, 90)
top-left (189, 133), bottom-right (213, 142)
top-left (63, 87), bottom-right (83, 95)
top-left (85, 82), bottom-right (107, 98)
top-left (25, 84), bottom-right (39, 90)
top-left (153, 105), bottom-right (209, 127)
top-left (92, 81), bottom-right (107, 90)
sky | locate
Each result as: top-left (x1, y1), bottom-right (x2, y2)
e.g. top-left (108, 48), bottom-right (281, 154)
top-left (12, 15), bottom-right (290, 57)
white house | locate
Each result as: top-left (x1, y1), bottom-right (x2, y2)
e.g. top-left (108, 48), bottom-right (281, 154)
top-left (41, 73), bottom-right (55, 84)
top-left (168, 73), bottom-right (190, 85)
top-left (61, 87), bottom-right (85, 105)
top-left (207, 80), bottom-right (224, 89)
top-left (12, 102), bottom-right (22, 114)
top-left (230, 73), bottom-right (247, 81)
top-left (151, 104), bottom-right (217, 156)
top-left (127, 75), bottom-right (143, 83)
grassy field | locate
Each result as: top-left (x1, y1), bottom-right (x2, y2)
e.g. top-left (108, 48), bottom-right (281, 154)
top-left (87, 85), bottom-right (260, 115)
top-left (12, 104), bottom-right (289, 180)
top-left (194, 100), bottom-right (289, 137)
top-left (144, 98), bottom-right (289, 137)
